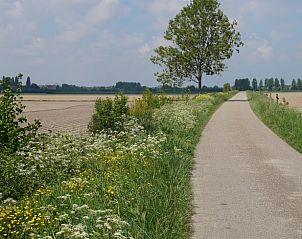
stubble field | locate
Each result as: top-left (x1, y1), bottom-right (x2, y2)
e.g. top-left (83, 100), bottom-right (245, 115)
top-left (22, 94), bottom-right (142, 134)
top-left (270, 92), bottom-right (302, 109)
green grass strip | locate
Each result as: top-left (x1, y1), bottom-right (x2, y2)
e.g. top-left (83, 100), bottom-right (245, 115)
top-left (248, 91), bottom-right (302, 153)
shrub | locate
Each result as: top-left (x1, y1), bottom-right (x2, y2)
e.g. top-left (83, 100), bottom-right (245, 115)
top-left (0, 74), bottom-right (41, 153)
top-left (129, 89), bottom-right (171, 130)
top-left (88, 93), bottom-right (128, 133)
top-left (223, 83), bottom-right (231, 92)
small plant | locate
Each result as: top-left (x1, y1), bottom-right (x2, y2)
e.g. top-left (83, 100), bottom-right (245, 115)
top-left (0, 74), bottom-right (41, 153)
top-left (282, 97), bottom-right (289, 105)
top-left (88, 93), bottom-right (128, 133)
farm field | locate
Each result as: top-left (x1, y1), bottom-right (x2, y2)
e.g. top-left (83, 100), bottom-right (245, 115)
top-left (21, 94), bottom-right (195, 133)
top-left (270, 92), bottom-right (302, 109)
top-left (21, 94), bottom-right (142, 134)
top-left (21, 94), bottom-right (142, 102)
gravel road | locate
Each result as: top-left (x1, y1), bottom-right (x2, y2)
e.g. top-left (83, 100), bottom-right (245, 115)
top-left (192, 92), bottom-right (302, 239)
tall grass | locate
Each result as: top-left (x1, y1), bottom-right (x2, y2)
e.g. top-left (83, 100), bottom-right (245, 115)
top-left (0, 92), bottom-right (235, 238)
top-left (248, 91), bottom-right (302, 153)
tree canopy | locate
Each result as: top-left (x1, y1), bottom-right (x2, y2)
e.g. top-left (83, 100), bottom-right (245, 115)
top-left (151, 0), bottom-right (243, 89)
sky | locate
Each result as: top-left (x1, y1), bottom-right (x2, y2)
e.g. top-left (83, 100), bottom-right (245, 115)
top-left (0, 0), bottom-right (302, 87)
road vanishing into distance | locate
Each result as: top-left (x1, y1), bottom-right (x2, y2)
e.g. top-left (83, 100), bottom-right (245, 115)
top-left (192, 92), bottom-right (302, 239)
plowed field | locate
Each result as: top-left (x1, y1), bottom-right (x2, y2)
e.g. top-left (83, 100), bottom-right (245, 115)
top-left (22, 94), bottom-right (141, 134)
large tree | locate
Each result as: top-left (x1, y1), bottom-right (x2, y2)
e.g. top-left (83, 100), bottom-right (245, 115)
top-left (252, 78), bottom-right (258, 91)
top-left (151, 0), bottom-right (243, 89)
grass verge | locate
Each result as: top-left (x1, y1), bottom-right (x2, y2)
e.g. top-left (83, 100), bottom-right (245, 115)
top-left (0, 92), bottom-right (235, 239)
top-left (248, 91), bottom-right (302, 153)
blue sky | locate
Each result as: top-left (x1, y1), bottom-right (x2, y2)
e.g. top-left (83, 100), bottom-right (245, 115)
top-left (0, 0), bottom-right (302, 87)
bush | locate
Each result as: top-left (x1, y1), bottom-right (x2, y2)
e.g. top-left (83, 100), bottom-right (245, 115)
top-left (88, 93), bottom-right (128, 133)
top-left (0, 74), bottom-right (41, 153)
top-left (129, 89), bottom-right (172, 130)
top-left (223, 83), bottom-right (231, 92)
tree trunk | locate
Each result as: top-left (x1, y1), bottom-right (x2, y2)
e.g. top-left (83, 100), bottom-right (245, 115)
top-left (197, 74), bottom-right (202, 91)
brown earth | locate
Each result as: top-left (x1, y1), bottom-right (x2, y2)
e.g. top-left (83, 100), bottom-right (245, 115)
top-left (269, 92), bottom-right (302, 109)
top-left (22, 94), bottom-right (142, 134)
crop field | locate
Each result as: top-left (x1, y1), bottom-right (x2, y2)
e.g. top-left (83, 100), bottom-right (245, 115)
top-left (270, 92), bottom-right (302, 109)
top-left (21, 94), bottom-right (142, 102)
top-left (21, 94), bottom-right (142, 134)
top-left (21, 94), bottom-right (196, 133)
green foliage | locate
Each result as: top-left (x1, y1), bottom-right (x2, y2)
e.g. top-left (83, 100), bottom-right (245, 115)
top-left (248, 92), bottom-right (302, 153)
top-left (234, 78), bottom-right (250, 91)
top-left (129, 89), bottom-right (172, 130)
top-left (0, 74), bottom-right (41, 153)
top-left (297, 78), bottom-right (302, 90)
top-left (0, 92), bottom-right (235, 238)
top-left (252, 78), bottom-right (258, 91)
top-left (150, 0), bottom-right (243, 89)
top-left (280, 78), bottom-right (285, 90)
top-left (274, 78), bottom-right (280, 90)
top-left (291, 79), bottom-right (297, 90)
top-left (259, 79), bottom-right (264, 90)
top-left (88, 93), bottom-right (128, 133)
top-left (223, 83), bottom-right (231, 92)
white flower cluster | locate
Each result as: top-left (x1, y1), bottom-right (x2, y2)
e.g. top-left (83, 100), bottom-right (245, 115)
top-left (153, 101), bottom-right (201, 132)
top-left (85, 118), bottom-right (166, 162)
top-left (34, 203), bottom-right (133, 239)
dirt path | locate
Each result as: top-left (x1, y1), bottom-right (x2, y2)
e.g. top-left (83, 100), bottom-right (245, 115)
top-left (192, 92), bottom-right (302, 239)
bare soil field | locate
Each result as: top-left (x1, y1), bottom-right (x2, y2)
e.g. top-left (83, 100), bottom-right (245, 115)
top-left (21, 94), bottom-right (142, 134)
top-left (21, 94), bottom-right (141, 102)
top-left (270, 92), bottom-right (302, 109)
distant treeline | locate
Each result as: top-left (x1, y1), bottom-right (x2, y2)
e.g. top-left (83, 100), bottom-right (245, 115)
top-left (0, 76), bottom-right (223, 94)
top-left (234, 78), bottom-right (302, 91)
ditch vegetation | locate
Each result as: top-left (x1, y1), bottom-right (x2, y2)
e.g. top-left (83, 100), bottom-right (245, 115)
top-left (0, 77), bottom-right (235, 238)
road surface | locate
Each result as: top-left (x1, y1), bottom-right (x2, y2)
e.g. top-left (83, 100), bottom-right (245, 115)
top-left (192, 92), bottom-right (302, 239)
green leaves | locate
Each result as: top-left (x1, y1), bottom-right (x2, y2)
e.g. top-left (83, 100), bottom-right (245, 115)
top-left (88, 93), bottom-right (129, 133)
top-left (151, 0), bottom-right (243, 89)
top-left (0, 75), bottom-right (41, 153)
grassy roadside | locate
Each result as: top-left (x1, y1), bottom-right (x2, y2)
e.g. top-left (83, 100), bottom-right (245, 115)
top-left (0, 92), bottom-right (236, 239)
top-left (248, 91), bottom-right (302, 154)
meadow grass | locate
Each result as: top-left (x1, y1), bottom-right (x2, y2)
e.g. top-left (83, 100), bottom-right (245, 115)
top-left (248, 91), bottom-right (302, 153)
top-left (0, 92), bottom-right (235, 239)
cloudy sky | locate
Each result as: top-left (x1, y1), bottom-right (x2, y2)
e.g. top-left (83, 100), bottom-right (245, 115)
top-left (0, 0), bottom-right (302, 87)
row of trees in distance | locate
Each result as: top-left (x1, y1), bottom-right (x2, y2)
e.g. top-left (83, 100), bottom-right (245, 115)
top-left (0, 76), bottom-right (224, 94)
top-left (234, 78), bottom-right (302, 91)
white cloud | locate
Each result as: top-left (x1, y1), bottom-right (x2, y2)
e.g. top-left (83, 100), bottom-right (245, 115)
top-left (138, 43), bottom-right (151, 55)
top-left (7, 0), bottom-right (24, 17)
top-left (147, 0), bottom-right (187, 30)
top-left (257, 41), bottom-right (273, 60)
top-left (246, 39), bottom-right (274, 62)
top-left (28, 37), bottom-right (45, 49)
top-left (86, 0), bottom-right (124, 24)
top-left (151, 36), bottom-right (170, 48)
top-left (121, 33), bottom-right (144, 47)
